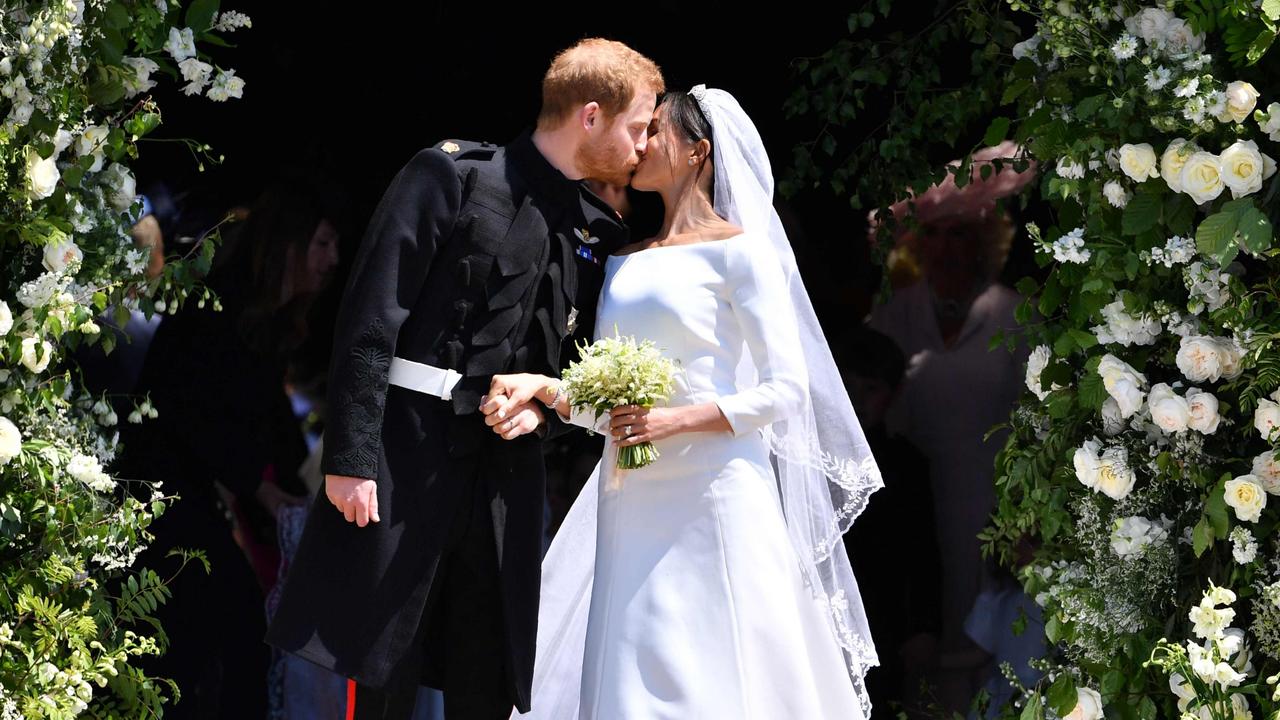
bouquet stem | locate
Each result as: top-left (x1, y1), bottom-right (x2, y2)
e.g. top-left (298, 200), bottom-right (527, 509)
top-left (618, 441), bottom-right (661, 469)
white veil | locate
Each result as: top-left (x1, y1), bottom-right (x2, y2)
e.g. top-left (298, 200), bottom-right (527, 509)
top-left (520, 86), bottom-right (884, 719)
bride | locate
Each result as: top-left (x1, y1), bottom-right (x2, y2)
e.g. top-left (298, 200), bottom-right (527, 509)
top-left (482, 85), bottom-right (883, 719)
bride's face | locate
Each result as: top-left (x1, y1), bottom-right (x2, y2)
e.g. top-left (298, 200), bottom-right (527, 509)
top-left (630, 103), bottom-right (694, 194)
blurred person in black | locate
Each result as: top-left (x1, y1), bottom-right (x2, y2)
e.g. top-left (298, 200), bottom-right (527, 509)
top-left (836, 323), bottom-right (942, 718)
top-left (116, 179), bottom-right (342, 719)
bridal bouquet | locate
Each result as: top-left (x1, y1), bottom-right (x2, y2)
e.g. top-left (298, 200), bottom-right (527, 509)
top-left (561, 331), bottom-right (676, 469)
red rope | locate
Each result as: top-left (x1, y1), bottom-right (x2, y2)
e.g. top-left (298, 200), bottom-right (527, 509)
top-left (345, 678), bottom-right (357, 720)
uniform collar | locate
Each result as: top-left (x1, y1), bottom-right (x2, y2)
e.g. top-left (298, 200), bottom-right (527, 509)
top-left (506, 128), bottom-right (582, 206)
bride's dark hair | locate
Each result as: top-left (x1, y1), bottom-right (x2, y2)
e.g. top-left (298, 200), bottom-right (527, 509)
top-left (659, 89), bottom-right (715, 196)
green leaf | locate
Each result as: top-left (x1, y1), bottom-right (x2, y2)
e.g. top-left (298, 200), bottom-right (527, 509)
top-left (104, 1), bottom-right (131, 29)
top-left (1047, 674), bottom-right (1078, 717)
top-left (1077, 367), bottom-right (1107, 410)
top-left (983, 117), bottom-right (1011, 146)
top-left (1265, 0), bottom-right (1280, 20)
top-left (1020, 693), bottom-right (1043, 720)
top-left (1121, 193), bottom-right (1161, 236)
top-left (1101, 670), bottom-right (1125, 696)
top-left (1164, 194), bottom-right (1195, 235)
top-left (1193, 516), bottom-right (1213, 557)
top-left (1053, 332), bottom-right (1076, 357)
top-left (1237, 206), bottom-right (1273, 254)
top-left (1206, 479), bottom-right (1230, 536)
top-left (1196, 209), bottom-right (1241, 266)
top-left (186, 0), bottom-right (221, 33)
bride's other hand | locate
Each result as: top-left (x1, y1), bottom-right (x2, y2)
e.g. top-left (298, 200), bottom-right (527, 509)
top-left (609, 405), bottom-right (682, 445)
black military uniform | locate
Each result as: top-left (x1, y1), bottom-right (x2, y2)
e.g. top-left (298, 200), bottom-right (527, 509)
top-left (264, 129), bottom-right (627, 718)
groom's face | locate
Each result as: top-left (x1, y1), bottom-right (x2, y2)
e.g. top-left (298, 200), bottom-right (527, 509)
top-left (576, 84), bottom-right (657, 186)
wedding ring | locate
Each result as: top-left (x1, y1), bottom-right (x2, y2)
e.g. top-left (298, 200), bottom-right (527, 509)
top-left (624, 425), bottom-right (633, 436)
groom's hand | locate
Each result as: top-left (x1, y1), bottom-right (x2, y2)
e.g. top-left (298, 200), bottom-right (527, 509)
top-left (325, 474), bottom-right (380, 526)
top-left (481, 393), bottom-right (545, 440)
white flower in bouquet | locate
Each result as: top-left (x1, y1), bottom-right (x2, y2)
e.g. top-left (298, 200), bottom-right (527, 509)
top-left (1119, 143), bottom-right (1160, 182)
top-left (1098, 353), bottom-right (1147, 417)
top-left (1251, 450), bottom-right (1280, 494)
top-left (1148, 382), bottom-right (1191, 433)
top-left (52, 127), bottom-right (74, 158)
top-left (561, 331), bottom-right (677, 469)
top-left (1206, 91), bottom-right (1229, 121)
top-left (75, 124), bottom-right (109, 173)
top-left (1012, 33), bottom-right (1042, 61)
top-left (1191, 589), bottom-right (1236, 640)
top-left (1255, 395), bottom-right (1280, 442)
top-left (25, 147), bottom-right (59, 200)
top-left (1183, 95), bottom-right (1209, 124)
top-left (164, 26), bottom-right (196, 62)
top-left (1145, 65), bottom-right (1172, 91)
top-left (206, 69), bottom-right (245, 102)
top-left (1101, 396), bottom-right (1126, 436)
top-left (100, 162), bottom-right (135, 213)
top-left (1220, 627), bottom-right (1254, 675)
top-left (1109, 515), bottom-right (1169, 557)
top-left (1063, 686), bottom-right (1104, 720)
top-left (1224, 475), bottom-right (1267, 522)
top-left (0, 300), bottom-right (11, 336)
top-left (1047, 227), bottom-right (1092, 264)
top-left (1025, 344), bottom-right (1059, 401)
top-left (212, 10), bottom-right (252, 32)
top-left (1074, 437), bottom-right (1136, 499)
top-left (16, 271), bottom-right (68, 309)
top-left (1222, 141), bottom-right (1278, 199)
top-left (42, 236), bottom-right (82, 274)
top-left (66, 453), bottom-right (116, 493)
top-left (1230, 527), bottom-right (1258, 564)
top-left (1163, 18), bottom-right (1205, 54)
top-left (1177, 335), bottom-right (1236, 382)
top-left (122, 56), bottom-right (158, 97)
top-left (1220, 81), bottom-right (1260, 123)
top-left (1184, 261), bottom-right (1232, 315)
top-left (0, 416), bottom-right (21, 466)
top-left (178, 58), bottom-right (213, 96)
top-left (1161, 138), bottom-right (1201, 192)
top-left (1180, 151), bottom-right (1225, 204)
top-left (1257, 101), bottom-right (1280, 141)
top-left (1093, 298), bottom-right (1161, 346)
top-left (20, 336), bottom-right (53, 374)
top-left (1125, 7), bottom-right (1174, 45)
top-left (1057, 156), bottom-right (1086, 179)
top-left (1111, 33), bottom-right (1139, 60)
top-left (1148, 235), bottom-right (1196, 267)
top-left (1174, 77), bottom-right (1201, 99)
top-left (1184, 387), bottom-right (1220, 434)
top-left (1103, 179), bottom-right (1130, 207)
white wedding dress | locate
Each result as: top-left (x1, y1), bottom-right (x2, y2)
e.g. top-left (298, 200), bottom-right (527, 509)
top-left (563, 231), bottom-right (866, 720)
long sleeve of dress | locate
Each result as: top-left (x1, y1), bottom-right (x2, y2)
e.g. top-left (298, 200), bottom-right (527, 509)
top-left (320, 148), bottom-right (463, 480)
top-left (713, 235), bottom-right (809, 437)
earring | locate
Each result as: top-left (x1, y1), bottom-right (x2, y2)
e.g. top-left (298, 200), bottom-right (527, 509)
top-left (688, 158), bottom-right (696, 166)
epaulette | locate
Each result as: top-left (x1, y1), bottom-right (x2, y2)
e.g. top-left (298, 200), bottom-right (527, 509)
top-left (433, 138), bottom-right (499, 161)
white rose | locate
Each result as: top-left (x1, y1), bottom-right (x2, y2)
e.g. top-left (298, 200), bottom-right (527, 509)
top-left (1251, 451), bottom-right (1280, 494)
top-left (1025, 345), bottom-right (1056, 401)
top-left (1259, 101), bottom-right (1280, 140)
top-left (1098, 354), bottom-right (1148, 418)
top-left (1126, 7), bottom-right (1172, 43)
top-left (1101, 397), bottom-right (1126, 436)
top-left (1163, 18), bottom-right (1205, 54)
top-left (25, 148), bottom-right (59, 200)
top-left (1180, 151), bottom-right (1225, 204)
top-left (1093, 444), bottom-right (1137, 500)
top-left (0, 416), bottom-right (20, 466)
top-left (1148, 383), bottom-right (1190, 433)
top-left (1064, 687), bottom-right (1104, 720)
top-left (1224, 475), bottom-right (1267, 523)
top-left (52, 128), bottom-right (74, 158)
top-left (75, 125), bottom-right (109, 174)
top-left (1161, 138), bottom-right (1200, 193)
top-left (41, 237), bottom-right (82, 274)
top-left (100, 162), bottom-right (136, 213)
top-left (1222, 81), bottom-right (1260, 124)
top-left (1255, 398), bottom-right (1280, 442)
top-left (0, 300), bottom-right (11, 336)
top-left (1119, 143), bottom-right (1160, 182)
top-left (1185, 387), bottom-right (1220, 434)
top-left (1103, 179), bottom-right (1130, 208)
top-left (1074, 437), bottom-right (1104, 491)
top-left (65, 453), bottom-right (102, 484)
top-left (1177, 336), bottom-right (1224, 383)
top-left (1217, 338), bottom-right (1244, 380)
top-left (1220, 139), bottom-right (1269, 199)
top-left (19, 336), bottom-right (53, 374)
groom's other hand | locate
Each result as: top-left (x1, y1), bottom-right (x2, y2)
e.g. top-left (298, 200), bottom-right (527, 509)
top-left (325, 474), bottom-right (380, 526)
top-left (480, 393), bottom-right (546, 440)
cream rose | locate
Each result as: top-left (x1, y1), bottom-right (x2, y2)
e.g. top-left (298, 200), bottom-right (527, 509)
top-left (1180, 151), bottom-right (1225, 204)
top-left (1064, 687), bottom-right (1104, 720)
top-left (19, 336), bottom-right (53, 374)
top-left (1177, 336), bottom-right (1225, 383)
top-left (25, 148), bottom-right (59, 200)
top-left (1185, 387), bottom-right (1221, 434)
top-left (1101, 396), bottom-right (1126, 436)
top-left (0, 416), bottom-right (20, 466)
top-left (1224, 475), bottom-right (1267, 523)
top-left (0, 300), bottom-right (11, 336)
top-left (1220, 139), bottom-right (1274, 199)
top-left (1161, 138), bottom-right (1200, 193)
top-left (75, 125), bottom-right (109, 174)
top-left (1148, 383), bottom-right (1190, 433)
top-left (1119, 143), bottom-right (1160, 182)
top-left (1222, 81), bottom-right (1260, 124)
top-left (1076, 441), bottom-right (1138, 501)
top-left (101, 162), bottom-right (136, 213)
top-left (1252, 450), bottom-right (1280, 495)
top-left (42, 237), bottom-right (82, 274)
top-left (1098, 354), bottom-right (1148, 418)
top-left (1255, 398), bottom-right (1280, 442)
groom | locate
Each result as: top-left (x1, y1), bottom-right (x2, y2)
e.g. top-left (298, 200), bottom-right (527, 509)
top-left (265, 39), bottom-right (663, 719)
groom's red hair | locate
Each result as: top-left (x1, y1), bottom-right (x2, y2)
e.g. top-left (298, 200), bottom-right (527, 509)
top-left (537, 38), bottom-right (665, 130)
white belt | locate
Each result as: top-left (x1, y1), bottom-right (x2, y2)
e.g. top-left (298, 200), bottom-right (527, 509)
top-left (388, 357), bottom-right (463, 401)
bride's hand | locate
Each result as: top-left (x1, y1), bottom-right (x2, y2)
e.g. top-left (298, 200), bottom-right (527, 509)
top-left (482, 373), bottom-right (556, 419)
top-left (609, 405), bottom-right (683, 446)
